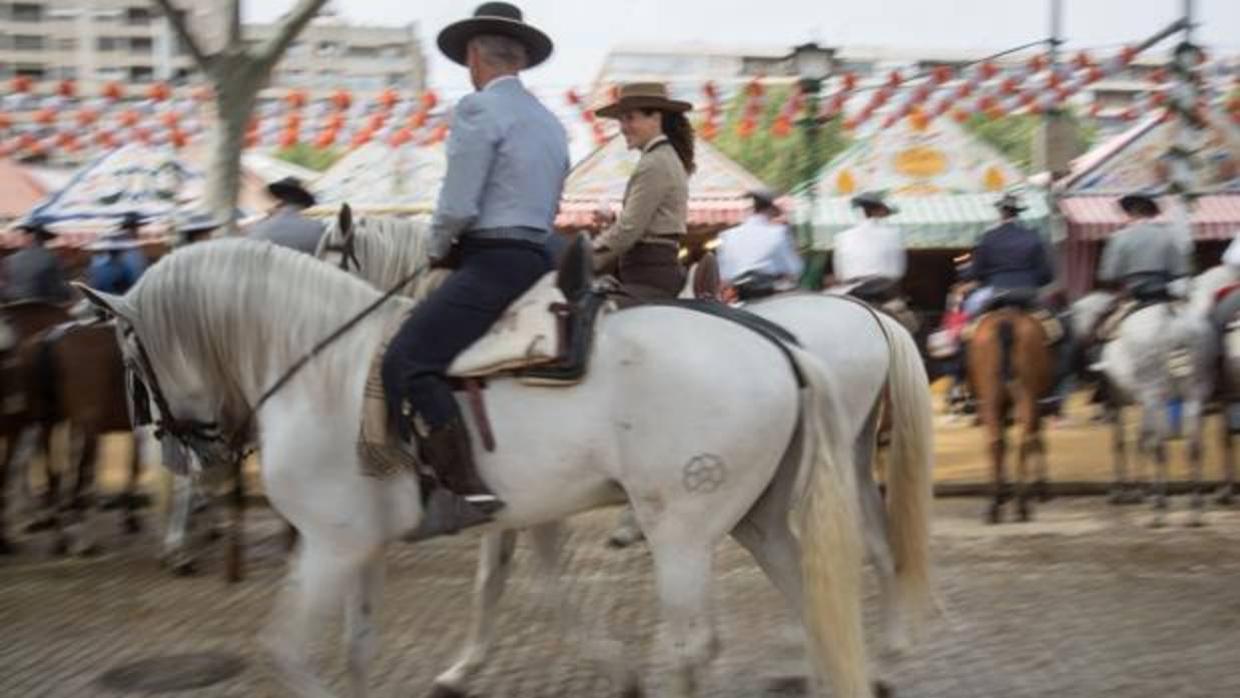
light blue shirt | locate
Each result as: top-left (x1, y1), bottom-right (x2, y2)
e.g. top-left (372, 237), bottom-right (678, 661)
top-left (430, 75), bottom-right (569, 260)
top-left (716, 214), bottom-right (804, 283)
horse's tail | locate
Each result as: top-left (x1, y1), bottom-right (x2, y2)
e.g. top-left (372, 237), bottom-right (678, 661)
top-left (875, 312), bottom-right (936, 644)
top-left (998, 316), bottom-right (1015, 384)
top-left (785, 345), bottom-right (872, 698)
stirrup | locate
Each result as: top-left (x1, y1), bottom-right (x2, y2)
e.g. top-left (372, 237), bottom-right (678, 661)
top-left (404, 488), bottom-right (503, 542)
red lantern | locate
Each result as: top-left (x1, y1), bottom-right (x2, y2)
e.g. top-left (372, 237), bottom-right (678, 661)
top-left (160, 111), bottom-right (181, 128)
top-left (0, 113), bottom-right (10, 130)
top-left (886, 70), bottom-right (903, 88)
top-left (1026, 54), bottom-right (1047, 73)
top-left (980, 62), bottom-right (1000, 80)
top-left (284, 113), bottom-right (302, 130)
top-left (932, 66), bottom-right (953, 85)
top-left (390, 127), bottom-right (413, 146)
top-left (75, 109), bottom-right (98, 127)
top-left (285, 90), bottom-right (308, 109)
top-left (841, 72), bottom-right (858, 92)
top-left (1072, 52), bottom-right (1093, 70)
top-left (147, 82), bottom-right (171, 102)
top-left (955, 82), bottom-right (975, 99)
top-left (1149, 67), bottom-right (1169, 84)
top-left (132, 127), bottom-right (152, 145)
top-left (331, 90), bottom-right (353, 111)
top-left (16, 133), bottom-right (37, 150)
top-left (737, 117), bottom-right (756, 138)
top-left (119, 110), bottom-right (140, 128)
top-left (94, 131), bottom-right (118, 148)
top-left (351, 129), bottom-right (374, 147)
top-left (408, 111), bottom-right (428, 129)
top-left (11, 76), bottom-right (32, 94)
top-left (378, 89), bottom-right (399, 110)
top-left (565, 88), bottom-right (581, 106)
top-left (367, 113), bottom-right (387, 132)
top-left (771, 115), bottom-right (792, 138)
top-left (278, 129), bottom-right (299, 148)
top-left (102, 81), bottom-right (124, 101)
top-left (700, 121), bottom-right (717, 141)
top-left (1119, 46), bottom-right (1139, 65)
top-left (420, 90), bottom-right (439, 110)
top-left (33, 108), bottom-right (56, 126)
top-left (314, 130), bottom-right (336, 148)
top-left (951, 109), bottom-right (970, 124)
top-left (57, 80), bottom-right (76, 98)
top-left (326, 112), bottom-right (345, 130)
top-left (744, 80), bottom-right (764, 98)
top-left (170, 129), bottom-right (188, 149)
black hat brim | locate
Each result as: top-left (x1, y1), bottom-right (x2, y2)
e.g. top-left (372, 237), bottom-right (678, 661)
top-left (268, 182), bottom-right (317, 208)
top-left (437, 17), bottom-right (553, 68)
top-left (1119, 194), bottom-right (1161, 216)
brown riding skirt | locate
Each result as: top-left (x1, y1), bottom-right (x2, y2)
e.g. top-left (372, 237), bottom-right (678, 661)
top-left (615, 243), bottom-right (686, 308)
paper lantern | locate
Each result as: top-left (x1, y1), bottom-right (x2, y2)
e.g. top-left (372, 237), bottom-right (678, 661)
top-left (33, 108), bottom-right (56, 126)
top-left (377, 89), bottom-right (399, 110)
top-left (11, 76), bottom-right (32, 94)
top-left (285, 90), bottom-right (308, 109)
top-left (390, 127), bottom-right (413, 146)
top-left (102, 82), bottom-right (124, 101)
top-left (420, 90), bottom-right (439, 110)
top-left (147, 82), bottom-right (171, 102)
top-left (331, 90), bottom-right (353, 111)
top-left (57, 80), bottom-right (76, 98)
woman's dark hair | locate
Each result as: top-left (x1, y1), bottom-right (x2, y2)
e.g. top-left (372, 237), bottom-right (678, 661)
top-left (642, 108), bottom-right (696, 175)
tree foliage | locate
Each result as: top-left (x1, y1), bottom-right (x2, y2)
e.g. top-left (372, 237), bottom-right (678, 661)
top-left (710, 85), bottom-right (851, 193)
top-left (964, 111), bottom-right (1098, 174)
top-left (275, 143), bottom-right (342, 172)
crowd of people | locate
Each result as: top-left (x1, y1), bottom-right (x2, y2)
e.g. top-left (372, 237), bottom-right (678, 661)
top-left (0, 0), bottom-right (1233, 536)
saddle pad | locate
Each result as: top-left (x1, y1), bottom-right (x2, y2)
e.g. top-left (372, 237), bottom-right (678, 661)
top-left (357, 320), bottom-right (419, 479)
top-left (448, 271), bottom-right (564, 378)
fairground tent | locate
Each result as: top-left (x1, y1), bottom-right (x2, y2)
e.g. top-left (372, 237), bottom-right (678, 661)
top-left (555, 134), bottom-right (772, 234)
top-left (307, 141), bottom-right (447, 217)
top-left (1056, 112), bottom-right (1240, 295)
top-left (0, 158), bottom-right (48, 223)
top-left (802, 115), bottom-right (1047, 249)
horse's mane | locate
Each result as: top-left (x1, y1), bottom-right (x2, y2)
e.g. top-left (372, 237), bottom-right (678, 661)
top-left (129, 238), bottom-right (407, 417)
top-left (317, 214), bottom-right (447, 301)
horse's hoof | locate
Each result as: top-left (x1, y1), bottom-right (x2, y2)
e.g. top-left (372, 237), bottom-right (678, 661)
top-left (985, 505), bottom-right (1003, 525)
top-left (75, 542), bottom-right (101, 558)
top-left (427, 683), bottom-right (471, 698)
top-left (765, 676), bottom-right (807, 695)
top-left (122, 516), bottom-right (142, 535)
top-left (875, 680), bottom-right (895, 698)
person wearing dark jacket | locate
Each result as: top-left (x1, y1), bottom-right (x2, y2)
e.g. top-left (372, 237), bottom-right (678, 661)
top-left (2, 218), bottom-right (71, 303)
top-left (970, 193), bottom-right (1054, 297)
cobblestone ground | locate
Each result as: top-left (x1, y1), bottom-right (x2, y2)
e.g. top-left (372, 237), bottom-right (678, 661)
top-left (2, 498), bottom-right (1239, 698)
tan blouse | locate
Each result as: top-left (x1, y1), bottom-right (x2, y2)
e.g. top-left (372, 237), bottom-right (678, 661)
top-left (593, 134), bottom-right (689, 271)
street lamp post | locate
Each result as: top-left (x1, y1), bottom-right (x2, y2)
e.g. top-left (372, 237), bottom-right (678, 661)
top-left (789, 42), bottom-right (833, 286)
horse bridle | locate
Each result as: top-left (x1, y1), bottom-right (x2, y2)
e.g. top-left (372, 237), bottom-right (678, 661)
top-left (121, 324), bottom-right (245, 465)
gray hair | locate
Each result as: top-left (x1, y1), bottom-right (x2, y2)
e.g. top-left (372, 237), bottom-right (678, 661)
top-left (469, 34), bottom-right (528, 71)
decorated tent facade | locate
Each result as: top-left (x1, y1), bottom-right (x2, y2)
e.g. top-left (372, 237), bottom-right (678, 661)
top-left (0, 158), bottom-right (48, 222)
top-left (803, 115), bottom-right (1047, 249)
top-left (556, 134), bottom-right (771, 234)
top-left (307, 141), bottom-right (446, 217)
top-left (1057, 113), bottom-right (1240, 295)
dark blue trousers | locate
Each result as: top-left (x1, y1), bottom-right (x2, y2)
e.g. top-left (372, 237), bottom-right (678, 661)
top-left (381, 238), bottom-right (553, 438)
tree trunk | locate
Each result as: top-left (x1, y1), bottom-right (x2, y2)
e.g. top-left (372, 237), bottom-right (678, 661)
top-left (206, 62), bottom-right (263, 234)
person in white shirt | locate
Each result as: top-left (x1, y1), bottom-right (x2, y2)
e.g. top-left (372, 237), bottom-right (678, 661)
top-left (831, 191), bottom-right (907, 293)
top-left (1211, 234), bottom-right (1240, 330)
top-left (715, 188), bottom-right (803, 299)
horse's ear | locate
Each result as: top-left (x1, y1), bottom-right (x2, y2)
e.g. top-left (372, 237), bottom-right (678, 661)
top-left (339, 203), bottom-right (353, 241)
top-left (71, 282), bottom-right (136, 323)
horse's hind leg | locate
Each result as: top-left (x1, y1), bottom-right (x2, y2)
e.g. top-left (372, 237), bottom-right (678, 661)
top-left (987, 435), bottom-right (1007, 524)
top-left (431, 529), bottom-right (518, 697)
top-left (121, 431), bottom-right (142, 534)
top-left (1142, 398), bottom-right (1170, 528)
top-left (66, 430), bottom-right (101, 556)
top-left (344, 552), bottom-right (384, 698)
top-left (1185, 399), bottom-right (1206, 527)
top-left (1108, 403), bottom-right (1142, 504)
top-left (1218, 404), bottom-right (1237, 505)
top-left (648, 535), bottom-right (717, 698)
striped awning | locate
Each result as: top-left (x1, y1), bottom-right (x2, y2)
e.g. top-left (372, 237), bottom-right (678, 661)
top-left (556, 196), bottom-right (755, 231)
top-left (1059, 195), bottom-right (1240, 241)
top-left (806, 193), bottom-right (1051, 249)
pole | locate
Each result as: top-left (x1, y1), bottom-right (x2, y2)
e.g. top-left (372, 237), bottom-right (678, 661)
top-left (1043, 0), bottom-right (1066, 292)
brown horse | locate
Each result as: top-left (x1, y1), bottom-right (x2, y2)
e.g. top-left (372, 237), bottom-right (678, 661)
top-left (0, 301), bottom-right (72, 553)
top-left (29, 320), bottom-right (145, 554)
top-left (968, 308), bottom-right (1053, 523)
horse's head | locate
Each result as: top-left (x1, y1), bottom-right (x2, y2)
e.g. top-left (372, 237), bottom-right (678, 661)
top-left (72, 281), bottom-right (238, 473)
top-left (315, 203), bottom-right (362, 273)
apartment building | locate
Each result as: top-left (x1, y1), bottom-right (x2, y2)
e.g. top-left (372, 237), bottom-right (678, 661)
top-left (0, 1), bottom-right (425, 93)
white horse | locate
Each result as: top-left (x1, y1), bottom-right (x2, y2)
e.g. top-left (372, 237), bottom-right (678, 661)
top-left (77, 238), bottom-right (880, 698)
top-left (1082, 283), bottom-right (1217, 526)
top-left (316, 216), bottom-right (936, 694)
top-left (1187, 264), bottom-right (1240, 503)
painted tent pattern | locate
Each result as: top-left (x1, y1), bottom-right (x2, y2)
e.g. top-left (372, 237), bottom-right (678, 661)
top-left (1064, 115), bottom-right (1240, 195)
top-left (28, 144), bottom-right (204, 227)
top-left (814, 117), bottom-right (1022, 199)
top-left (311, 141), bottom-right (447, 214)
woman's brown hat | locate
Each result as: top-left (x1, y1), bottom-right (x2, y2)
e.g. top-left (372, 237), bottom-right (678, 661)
top-left (595, 82), bottom-right (692, 119)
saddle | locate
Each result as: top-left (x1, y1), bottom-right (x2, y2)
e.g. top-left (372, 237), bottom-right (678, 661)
top-left (357, 237), bottom-right (608, 477)
top-left (963, 289), bottom-right (1064, 346)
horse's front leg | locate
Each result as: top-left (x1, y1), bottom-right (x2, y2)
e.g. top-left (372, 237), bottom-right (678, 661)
top-left (430, 528), bottom-right (518, 698)
top-left (1185, 398), bottom-right (1207, 527)
top-left (1219, 401), bottom-right (1238, 505)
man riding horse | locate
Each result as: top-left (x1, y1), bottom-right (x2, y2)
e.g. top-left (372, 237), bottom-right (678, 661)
top-left (381, 2), bottom-right (568, 534)
top-left (715, 189), bottom-right (803, 301)
top-left (832, 191), bottom-right (906, 303)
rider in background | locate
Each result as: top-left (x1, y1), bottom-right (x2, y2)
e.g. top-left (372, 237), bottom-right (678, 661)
top-left (830, 191), bottom-right (906, 301)
top-left (1, 218), bottom-right (71, 303)
top-left (969, 192), bottom-right (1054, 306)
top-left (715, 188), bottom-right (802, 301)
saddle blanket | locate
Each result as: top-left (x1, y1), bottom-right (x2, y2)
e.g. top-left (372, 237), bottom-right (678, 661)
top-left (356, 271), bottom-right (571, 478)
